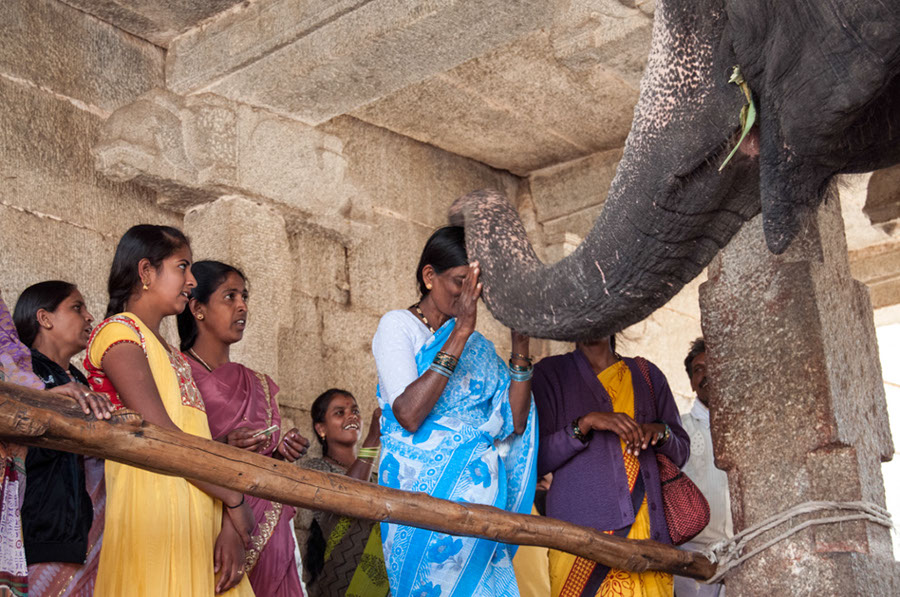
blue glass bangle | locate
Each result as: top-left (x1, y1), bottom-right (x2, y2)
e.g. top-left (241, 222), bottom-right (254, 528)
top-left (509, 368), bottom-right (533, 382)
top-left (429, 363), bottom-right (452, 378)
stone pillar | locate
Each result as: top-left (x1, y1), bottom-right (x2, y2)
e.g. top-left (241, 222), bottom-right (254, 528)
top-left (699, 196), bottom-right (900, 594)
top-left (183, 195), bottom-right (293, 383)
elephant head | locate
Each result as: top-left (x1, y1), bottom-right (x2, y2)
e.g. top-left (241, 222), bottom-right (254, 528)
top-left (450, 0), bottom-right (900, 341)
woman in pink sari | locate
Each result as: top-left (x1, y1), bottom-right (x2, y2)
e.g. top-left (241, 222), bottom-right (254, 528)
top-left (177, 261), bottom-right (311, 597)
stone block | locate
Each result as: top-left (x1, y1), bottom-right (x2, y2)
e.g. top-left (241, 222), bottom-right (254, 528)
top-left (167, 0), bottom-right (552, 126)
top-left (0, 0), bottom-right (163, 113)
top-left (319, 301), bottom-right (382, 413)
top-left (184, 196), bottom-right (293, 380)
top-left (850, 243), bottom-right (900, 310)
top-left (529, 148), bottom-right (622, 224)
top-left (346, 214), bottom-right (434, 317)
top-left (320, 116), bottom-right (519, 230)
top-left (0, 203), bottom-right (115, 323)
top-left (540, 205), bottom-right (604, 241)
top-left (276, 295), bottom-right (325, 412)
top-left (549, 0), bottom-right (653, 88)
top-left (0, 76), bottom-right (180, 237)
top-left (352, 33), bottom-right (636, 175)
top-left (94, 90), bottom-right (366, 240)
top-left (236, 110), bottom-right (359, 232)
top-left (59, 0), bottom-right (245, 48)
top-left (289, 229), bottom-right (349, 305)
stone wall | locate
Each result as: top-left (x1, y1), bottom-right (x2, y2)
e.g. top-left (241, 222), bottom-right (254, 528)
top-left (0, 0), bottom-right (179, 327)
top-left (0, 1), bottom-right (526, 458)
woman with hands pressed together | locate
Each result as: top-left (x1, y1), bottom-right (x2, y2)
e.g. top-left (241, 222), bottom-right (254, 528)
top-left (83, 226), bottom-right (254, 596)
top-left (178, 260), bottom-right (308, 597)
top-left (371, 226), bottom-right (537, 597)
top-left (532, 336), bottom-right (689, 597)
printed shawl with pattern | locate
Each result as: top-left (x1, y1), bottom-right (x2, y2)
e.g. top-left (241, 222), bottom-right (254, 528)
top-left (0, 297), bottom-right (43, 597)
top-left (378, 318), bottom-right (537, 597)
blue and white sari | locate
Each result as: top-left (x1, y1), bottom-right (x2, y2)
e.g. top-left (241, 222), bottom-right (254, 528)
top-left (377, 318), bottom-right (538, 597)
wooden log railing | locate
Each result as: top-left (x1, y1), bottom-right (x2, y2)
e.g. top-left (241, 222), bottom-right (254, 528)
top-left (0, 380), bottom-right (716, 580)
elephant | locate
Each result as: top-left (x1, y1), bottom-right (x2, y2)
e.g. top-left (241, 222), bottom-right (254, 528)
top-left (449, 0), bottom-right (900, 341)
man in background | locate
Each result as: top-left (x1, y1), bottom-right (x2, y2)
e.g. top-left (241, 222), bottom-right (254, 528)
top-left (674, 338), bottom-right (733, 597)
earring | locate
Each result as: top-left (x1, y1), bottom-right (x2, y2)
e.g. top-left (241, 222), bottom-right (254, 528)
top-left (142, 283), bottom-right (149, 291)
top-left (197, 314), bottom-right (204, 320)
top-left (426, 283), bottom-right (432, 290)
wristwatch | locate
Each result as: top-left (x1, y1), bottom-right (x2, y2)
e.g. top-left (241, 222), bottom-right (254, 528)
top-left (571, 417), bottom-right (592, 444)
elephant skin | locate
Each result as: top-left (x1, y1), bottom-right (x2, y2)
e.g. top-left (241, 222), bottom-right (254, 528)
top-left (450, 0), bottom-right (900, 341)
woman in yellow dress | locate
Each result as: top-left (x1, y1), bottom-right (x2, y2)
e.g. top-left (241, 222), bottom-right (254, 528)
top-left (532, 336), bottom-right (689, 597)
top-left (84, 225), bottom-right (255, 597)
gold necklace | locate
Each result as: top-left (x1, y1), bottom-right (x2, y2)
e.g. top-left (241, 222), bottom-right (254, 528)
top-left (412, 303), bottom-right (436, 333)
top-left (188, 348), bottom-right (214, 372)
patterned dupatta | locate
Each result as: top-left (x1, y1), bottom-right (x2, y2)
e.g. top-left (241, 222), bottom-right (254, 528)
top-left (377, 317), bottom-right (537, 597)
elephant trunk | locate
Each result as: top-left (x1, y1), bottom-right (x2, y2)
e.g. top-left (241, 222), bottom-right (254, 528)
top-left (450, 0), bottom-right (759, 341)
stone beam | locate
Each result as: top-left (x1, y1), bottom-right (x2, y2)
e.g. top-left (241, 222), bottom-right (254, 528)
top-left (58, 0), bottom-right (245, 48)
top-left (700, 197), bottom-right (900, 594)
top-left (165, 0), bottom-right (551, 126)
top-left (92, 88), bottom-right (365, 243)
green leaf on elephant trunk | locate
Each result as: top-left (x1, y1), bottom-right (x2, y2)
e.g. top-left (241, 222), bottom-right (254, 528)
top-left (719, 66), bottom-right (757, 171)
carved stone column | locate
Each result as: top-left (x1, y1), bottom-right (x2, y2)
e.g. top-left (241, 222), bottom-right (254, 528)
top-left (699, 196), bottom-right (900, 594)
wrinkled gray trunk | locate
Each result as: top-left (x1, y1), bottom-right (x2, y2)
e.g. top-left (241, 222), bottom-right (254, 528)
top-left (451, 0), bottom-right (758, 341)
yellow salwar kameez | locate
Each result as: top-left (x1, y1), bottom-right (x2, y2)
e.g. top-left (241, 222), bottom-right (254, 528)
top-left (86, 313), bottom-right (254, 597)
top-left (548, 361), bottom-right (673, 597)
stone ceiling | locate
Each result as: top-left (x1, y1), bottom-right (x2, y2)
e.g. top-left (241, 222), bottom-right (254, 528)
top-left (69, 0), bottom-right (900, 317)
top-left (69, 0), bottom-right (654, 175)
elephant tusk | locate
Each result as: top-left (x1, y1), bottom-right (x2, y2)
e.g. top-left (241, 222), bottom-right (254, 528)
top-left (719, 65), bottom-right (758, 171)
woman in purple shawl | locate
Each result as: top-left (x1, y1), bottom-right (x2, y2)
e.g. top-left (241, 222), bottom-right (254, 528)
top-left (177, 262), bottom-right (311, 597)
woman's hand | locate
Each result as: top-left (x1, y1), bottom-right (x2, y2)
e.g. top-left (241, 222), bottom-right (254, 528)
top-left (639, 422), bottom-right (667, 450)
top-left (276, 428), bottom-right (310, 462)
top-left (224, 499), bottom-right (254, 549)
top-left (455, 262), bottom-right (482, 335)
top-left (214, 516), bottom-right (247, 594)
top-left (223, 427), bottom-right (269, 452)
top-left (364, 408), bottom-right (382, 444)
top-left (579, 411), bottom-right (644, 456)
top-left (49, 382), bottom-right (113, 420)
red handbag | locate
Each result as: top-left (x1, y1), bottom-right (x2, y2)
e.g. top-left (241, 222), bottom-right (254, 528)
top-left (635, 357), bottom-right (710, 545)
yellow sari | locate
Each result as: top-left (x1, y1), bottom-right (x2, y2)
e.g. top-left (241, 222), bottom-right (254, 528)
top-left (548, 361), bottom-right (673, 597)
top-left (86, 313), bottom-right (254, 597)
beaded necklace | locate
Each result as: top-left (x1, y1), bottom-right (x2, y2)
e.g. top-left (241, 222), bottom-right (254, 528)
top-left (412, 303), bottom-right (436, 333)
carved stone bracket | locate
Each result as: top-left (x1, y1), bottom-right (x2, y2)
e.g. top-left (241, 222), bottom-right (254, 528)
top-left (93, 88), bottom-right (368, 245)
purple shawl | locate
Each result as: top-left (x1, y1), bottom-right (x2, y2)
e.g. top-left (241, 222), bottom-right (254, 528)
top-left (189, 360), bottom-right (303, 597)
top-left (532, 351), bottom-right (689, 543)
